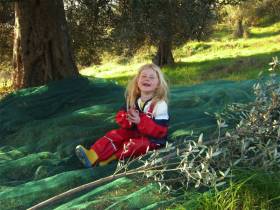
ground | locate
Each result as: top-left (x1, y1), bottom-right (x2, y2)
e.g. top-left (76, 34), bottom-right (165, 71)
top-left (0, 76), bottom-right (254, 209)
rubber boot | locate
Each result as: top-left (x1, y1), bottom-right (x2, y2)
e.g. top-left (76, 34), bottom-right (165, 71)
top-left (75, 145), bottom-right (99, 168)
top-left (99, 154), bottom-right (117, 166)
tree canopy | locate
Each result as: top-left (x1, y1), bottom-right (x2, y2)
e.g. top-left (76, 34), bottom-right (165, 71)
top-left (65, 0), bottom-right (114, 66)
top-left (108, 0), bottom-right (216, 66)
top-left (1, 0), bottom-right (280, 88)
top-left (65, 0), bottom-right (249, 67)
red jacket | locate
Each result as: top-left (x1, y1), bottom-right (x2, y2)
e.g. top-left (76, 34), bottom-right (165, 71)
top-left (115, 99), bottom-right (169, 144)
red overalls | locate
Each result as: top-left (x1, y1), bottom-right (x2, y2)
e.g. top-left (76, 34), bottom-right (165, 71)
top-left (91, 102), bottom-right (168, 160)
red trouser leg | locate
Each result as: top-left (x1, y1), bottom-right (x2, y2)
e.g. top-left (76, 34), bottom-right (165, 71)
top-left (114, 137), bottom-right (159, 160)
top-left (91, 128), bottom-right (139, 160)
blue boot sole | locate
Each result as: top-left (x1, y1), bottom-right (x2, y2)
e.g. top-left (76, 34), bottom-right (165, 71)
top-left (75, 145), bottom-right (92, 168)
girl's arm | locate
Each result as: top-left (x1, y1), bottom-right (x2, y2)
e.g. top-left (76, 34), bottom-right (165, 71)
top-left (137, 114), bottom-right (168, 138)
top-left (137, 101), bottom-right (169, 138)
top-left (115, 108), bottom-right (132, 128)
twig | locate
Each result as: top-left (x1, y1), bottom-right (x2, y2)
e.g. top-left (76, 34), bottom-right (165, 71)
top-left (27, 170), bottom-right (137, 210)
top-left (27, 160), bottom-right (181, 210)
top-left (28, 138), bottom-right (222, 210)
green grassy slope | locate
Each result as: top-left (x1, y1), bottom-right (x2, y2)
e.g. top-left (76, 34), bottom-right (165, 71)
top-left (80, 21), bottom-right (280, 86)
top-left (0, 77), bottom-right (255, 209)
top-left (1, 21), bottom-right (280, 210)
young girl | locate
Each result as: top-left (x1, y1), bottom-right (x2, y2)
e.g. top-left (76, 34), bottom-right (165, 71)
top-left (76, 63), bottom-right (169, 167)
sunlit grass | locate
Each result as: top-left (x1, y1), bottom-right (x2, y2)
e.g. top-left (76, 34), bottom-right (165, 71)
top-left (0, 81), bottom-right (13, 99)
top-left (171, 170), bottom-right (280, 210)
top-left (0, 65), bottom-right (13, 98)
top-left (80, 61), bottom-right (148, 86)
top-left (80, 45), bottom-right (156, 86)
top-left (80, 21), bottom-right (280, 87)
top-left (197, 170), bottom-right (280, 210)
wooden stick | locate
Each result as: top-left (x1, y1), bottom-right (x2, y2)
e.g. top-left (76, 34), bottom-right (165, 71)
top-left (27, 172), bottom-right (132, 210)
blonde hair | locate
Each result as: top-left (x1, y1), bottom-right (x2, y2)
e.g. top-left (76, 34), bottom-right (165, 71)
top-left (125, 63), bottom-right (169, 109)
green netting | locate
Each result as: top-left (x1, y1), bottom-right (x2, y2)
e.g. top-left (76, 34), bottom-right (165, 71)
top-left (170, 80), bottom-right (255, 138)
top-left (55, 178), bottom-right (163, 210)
top-left (0, 76), bottom-right (255, 209)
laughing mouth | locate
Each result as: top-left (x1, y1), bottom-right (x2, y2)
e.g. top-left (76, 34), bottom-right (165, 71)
top-left (142, 83), bottom-right (151, 87)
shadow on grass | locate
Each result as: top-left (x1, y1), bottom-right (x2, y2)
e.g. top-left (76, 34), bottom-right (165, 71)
top-left (250, 30), bottom-right (280, 39)
top-left (211, 27), bottom-right (233, 40)
top-left (91, 50), bottom-right (280, 87)
top-left (162, 50), bottom-right (280, 85)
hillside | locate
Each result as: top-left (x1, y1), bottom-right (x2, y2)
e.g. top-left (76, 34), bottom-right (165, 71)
top-left (1, 21), bottom-right (280, 210)
top-left (0, 77), bottom-right (255, 209)
top-left (80, 21), bottom-right (280, 86)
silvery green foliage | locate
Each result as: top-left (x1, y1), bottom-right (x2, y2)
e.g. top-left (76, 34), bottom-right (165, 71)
top-left (114, 58), bottom-right (280, 192)
top-left (157, 135), bottom-right (231, 192)
top-left (222, 57), bottom-right (280, 170)
top-left (115, 134), bottom-right (231, 193)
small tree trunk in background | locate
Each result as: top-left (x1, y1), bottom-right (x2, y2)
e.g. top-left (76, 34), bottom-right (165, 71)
top-left (153, 40), bottom-right (174, 67)
top-left (233, 18), bottom-right (244, 38)
top-left (243, 22), bottom-right (250, 38)
top-left (13, 0), bottom-right (79, 89)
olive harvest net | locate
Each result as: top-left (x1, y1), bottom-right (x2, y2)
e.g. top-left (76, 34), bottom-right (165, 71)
top-left (0, 76), bottom-right (255, 209)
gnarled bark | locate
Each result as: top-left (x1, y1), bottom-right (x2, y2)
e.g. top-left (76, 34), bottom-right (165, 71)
top-left (153, 40), bottom-right (174, 67)
top-left (13, 0), bottom-right (79, 89)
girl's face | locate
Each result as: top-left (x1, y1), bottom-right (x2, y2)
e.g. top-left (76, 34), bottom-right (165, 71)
top-left (137, 68), bottom-right (159, 95)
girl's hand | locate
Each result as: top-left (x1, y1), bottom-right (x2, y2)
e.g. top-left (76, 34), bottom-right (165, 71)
top-left (127, 108), bottom-right (140, 124)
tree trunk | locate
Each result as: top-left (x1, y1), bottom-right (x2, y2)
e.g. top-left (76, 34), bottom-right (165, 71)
top-left (152, 40), bottom-right (174, 67)
top-left (13, 0), bottom-right (79, 89)
top-left (233, 18), bottom-right (244, 38)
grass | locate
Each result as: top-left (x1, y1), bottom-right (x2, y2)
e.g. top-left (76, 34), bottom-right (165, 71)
top-left (0, 62), bottom-right (13, 98)
top-left (80, 21), bottom-right (280, 87)
top-left (199, 171), bottom-right (280, 210)
top-left (1, 20), bottom-right (280, 209)
top-left (170, 170), bottom-right (280, 210)
top-left (79, 23), bottom-right (280, 209)
top-left (2, 21), bottom-right (280, 89)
